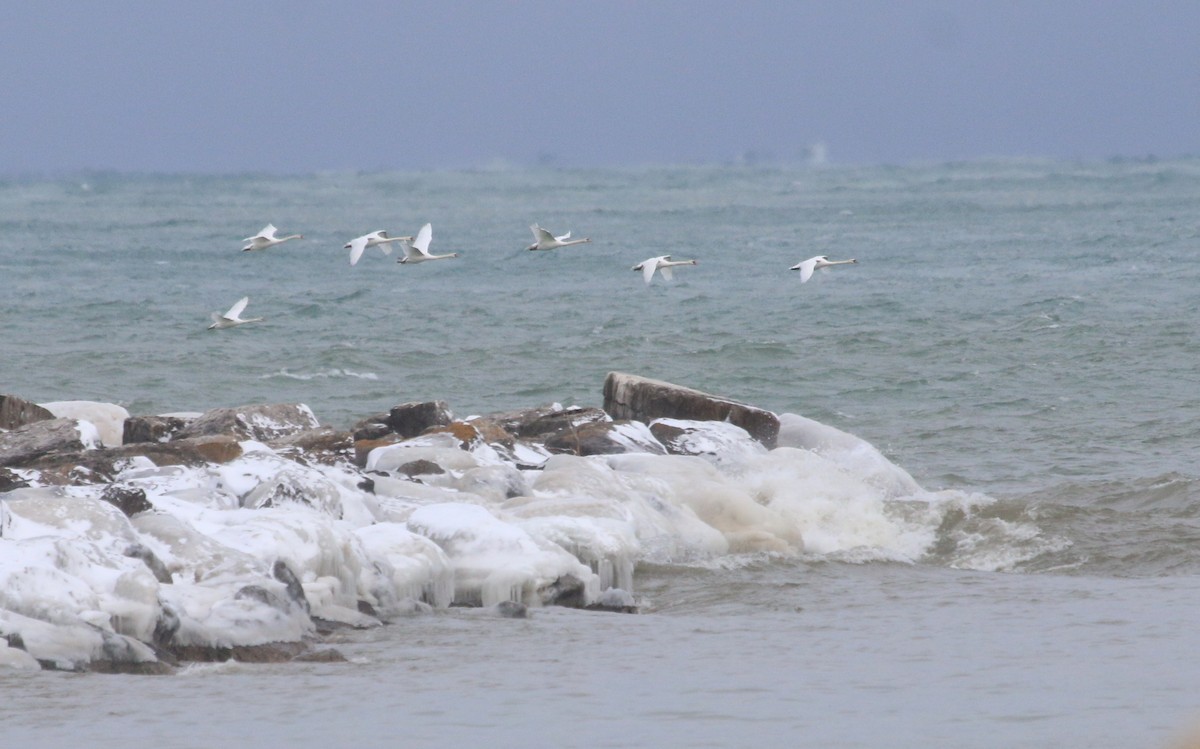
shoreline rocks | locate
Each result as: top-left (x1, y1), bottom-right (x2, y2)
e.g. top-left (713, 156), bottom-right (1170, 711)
top-left (1, 374), bottom-right (789, 673)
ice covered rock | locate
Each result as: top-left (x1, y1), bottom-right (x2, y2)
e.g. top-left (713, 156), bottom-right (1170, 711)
top-left (0, 467), bottom-right (29, 492)
top-left (174, 403), bottom-right (320, 442)
top-left (0, 418), bottom-right (95, 468)
top-left (543, 419), bottom-right (667, 456)
top-left (0, 634), bottom-right (40, 671)
top-left (365, 433), bottom-right (481, 474)
top-left (0, 607), bottom-right (167, 673)
top-left (17, 434), bottom-right (244, 485)
top-left (649, 418), bottom-right (768, 468)
top-left (0, 394), bottom-right (54, 430)
top-left (587, 587), bottom-right (638, 614)
top-left (407, 502), bottom-right (597, 607)
top-left (268, 427), bottom-right (353, 465)
top-left (450, 464), bottom-right (530, 502)
top-left (353, 522), bottom-right (454, 611)
top-left (40, 401), bottom-right (129, 447)
top-left (485, 404), bottom-right (610, 441)
top-left (777, 413), bottom-right (921, 498)
top-left (603, 372), bottom-right (780, 448)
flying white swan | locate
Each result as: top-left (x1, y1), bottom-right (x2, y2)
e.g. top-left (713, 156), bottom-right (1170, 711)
top-left (242, 224), bottom-right (303, 252)
top-left (632, 255), bottom-right (698, 284)
top-left (789, 255), bottom-right (857, 283)
top-left (398, 223), bottom-right (459, 264)
top-left (343, 230), bottom-right (413, 266)
top-left (207, 297), bottom-right (263, 330)
top-left (527, 223), bottom-right (592, 251)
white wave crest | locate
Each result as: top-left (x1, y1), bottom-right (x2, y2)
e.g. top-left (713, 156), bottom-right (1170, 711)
top-left (259, 368), bottom-right (379, 381)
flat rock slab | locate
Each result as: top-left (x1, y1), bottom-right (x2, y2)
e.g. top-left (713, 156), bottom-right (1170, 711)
top-left (602, 372), bottom-right (779, 448)
top-left (174, 404), bottom-right (319, 442)
top-left (0, 418), bottom-right (91, 468)
top-left (485, 405), bottom-right (610, 440)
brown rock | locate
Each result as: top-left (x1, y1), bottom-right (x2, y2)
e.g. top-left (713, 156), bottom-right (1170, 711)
top-left (268, 427), bottom-right (354, 465)
top-left (421, 419), bottom-right (515, 450)
top-left (397, 459), bottom-right (446, 477)
top-left (122, 414), bottom-right (192, 444)
top-left (387, 401), bottom-right (453, 438)
top-left (351, 413), bottom-right (392, 441)
top-left (602, 372), bottom-right (780, 448)
top-left (292, 648), bottom-right (347, 663)
top-left (0, 394), bottom-right (54, 430)
top-left (165, 641), bottom-right (310, 664)
top-left (485, 405), bottom-right (610, 441)
top-left (174, 403), bottom-right (320, 442)
top-left (20, 434), bottom-right (244, 486)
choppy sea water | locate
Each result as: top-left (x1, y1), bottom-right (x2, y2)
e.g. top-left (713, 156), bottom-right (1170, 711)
top-left (2, 160), bottom-right (1200, 747)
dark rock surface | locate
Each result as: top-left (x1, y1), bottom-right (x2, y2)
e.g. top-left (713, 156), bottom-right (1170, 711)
top-left (0, 394), bottom-right (55, 430)
top-left (602, 371), bottom-right (780, 448)
top-left (122, 414), bottom-right (192, 444)
top-left (387, 401), bottom-right (453, 438)
top-left (101, 484), bottom-right (153, 516)
top-left (0, 467), bottom-right (29, 492)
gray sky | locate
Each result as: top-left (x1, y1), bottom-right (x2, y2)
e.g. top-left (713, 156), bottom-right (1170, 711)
top-left (3, 1), bottom-right (1197, 174)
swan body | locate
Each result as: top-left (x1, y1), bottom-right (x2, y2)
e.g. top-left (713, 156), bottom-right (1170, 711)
top-left (207, 297), bottom-right (263, 330)
top-left (398, 223), bottom-right (459, 264)
top-left (344, 230), bottom-right (413, 266)
top-left (527, 223), bottom-right (591, 251)
top-left (789, 255), bottom-right (857, 283)
top-left (242, 224), bottom-right (303, 252)
top-left (632, 255), bottom-right (698, 284)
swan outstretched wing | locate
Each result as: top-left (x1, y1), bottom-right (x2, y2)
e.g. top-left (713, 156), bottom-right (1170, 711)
top-left (412, 223), bottom-right (433, 255)
top-left (642, 257), bottom-right (661, 284)
top-left (790, 257), bottom-right (818, 283)
top-left (347, 236), bottom-right (369, 266)
top-left (660, 265), bottom-right (675, 281)
top-left (225, 296), bottom-right (250, 319)
top-left (531, 224), bottom-right (556, 245)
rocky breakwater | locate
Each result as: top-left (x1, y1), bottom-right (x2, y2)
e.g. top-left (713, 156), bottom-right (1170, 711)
top-left (0, 374), bottom-right (816, 673)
